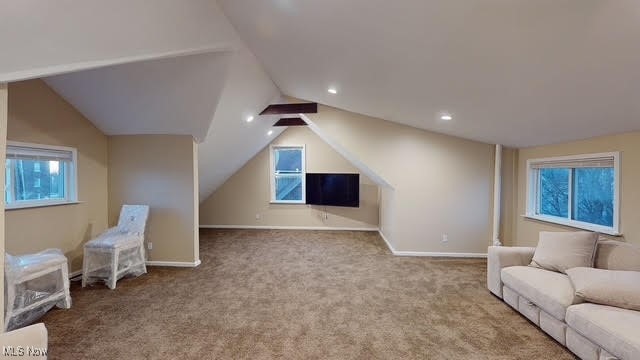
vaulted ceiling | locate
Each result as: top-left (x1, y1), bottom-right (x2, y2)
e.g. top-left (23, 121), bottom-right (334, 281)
top-left (45, 52), bottom-right (232, 141)
top-left (0, 0), bottom-right (237, 82)
top-left (218, 0), bottom-right (640, 147)
top-left (0, 0), bottom-right (285, 201)
top-left (3, 1), bottom-right (640, 202)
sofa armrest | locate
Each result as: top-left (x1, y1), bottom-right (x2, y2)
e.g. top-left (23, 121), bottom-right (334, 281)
top-left (487, 246), bottom-right (536, 298)
top-left (0, 323), bottom-right (48, 358)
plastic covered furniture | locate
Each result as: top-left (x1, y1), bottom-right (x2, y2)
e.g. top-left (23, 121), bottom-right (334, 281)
top-left (82, 204), bottom-right (149, 289)
top-left (4, 249), bottom-right (71, 331)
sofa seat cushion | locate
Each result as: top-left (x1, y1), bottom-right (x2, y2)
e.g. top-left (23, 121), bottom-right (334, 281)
top-left (501, 266), bottom-right (581, 320)
top-left (566, 303), bottom-right (640, 360)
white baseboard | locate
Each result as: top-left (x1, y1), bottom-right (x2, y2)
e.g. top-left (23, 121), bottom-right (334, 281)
top-left (200, 224), bottom-right (379, 232)
top-left (378, 230), bottom-right (487, 258)
top-left (145, 260), bottom-right (201, 268)
top-left (378, 229), bottom-right (396, 253)
top-left (201, 226), bottom-right (486, 258)
top-left (392, 251), bottom-right (487, 258)
top-left (66, 260), bottom-right (201, 279)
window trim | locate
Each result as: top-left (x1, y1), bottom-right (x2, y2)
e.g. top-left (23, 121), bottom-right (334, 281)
top-left (269, 144), bottom-right (306, 204)
top-left (525, 152), bottom-right (621, 236)
top-left (5, 141), bottom-right (79, 210)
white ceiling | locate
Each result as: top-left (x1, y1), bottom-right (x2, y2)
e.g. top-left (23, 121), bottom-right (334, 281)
top-left (45, 52), bottom-right (231, 141)
top-left (44, 43), bottom-right (285, 201)
top-left (198, 44), bottom-right (284, 199)
top-left (218, 0), bottom-right (640, 147)
top-left (0, 0), bottom-right (237, 82)
top-left (11, 1), bottom-right (639, 202)
top-left (0, 0), bottom-right (284, 201)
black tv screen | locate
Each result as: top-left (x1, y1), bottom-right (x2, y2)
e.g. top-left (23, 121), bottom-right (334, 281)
top-left (306, 173), bottom-right (359, 207)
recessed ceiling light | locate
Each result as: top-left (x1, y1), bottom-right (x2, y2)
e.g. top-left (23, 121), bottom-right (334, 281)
top-left (267, 130), bottom-right (273, 136)
top-left (328, 88), bottom-right (337, 94)
top-left (440, 113), bottom-right (453, 121)
top-left (246, 115), bottom-right (254, 122)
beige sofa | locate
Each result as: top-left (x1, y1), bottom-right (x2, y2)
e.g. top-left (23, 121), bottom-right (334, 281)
top-left (0, 323), bottom-right (48, 359)
top-left (488, 240), bottom-right (640, 360)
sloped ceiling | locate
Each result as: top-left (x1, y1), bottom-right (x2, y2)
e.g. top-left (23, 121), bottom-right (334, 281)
top-left (198, 45), bottom-right (284, 199)
top-left (0, 0), bottom-right (237, 82)
top-left (218, 0), bottom-right (640, 147)
top-left (45, 45), bottom-right (285, 200)
top-left (45, 52), bottom-right (231, 141)
top-left (0, 0), bottom-right (285, 201)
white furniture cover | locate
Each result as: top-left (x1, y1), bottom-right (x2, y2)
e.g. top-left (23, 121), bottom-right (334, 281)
top-left (4, 249), bottom-right (71, 331)
top-left (82, 205), bottom-right (149, 289)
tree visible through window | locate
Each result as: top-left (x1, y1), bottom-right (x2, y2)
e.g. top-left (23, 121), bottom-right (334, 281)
top-left (539, 168), bottom-right (569, 218)
top-left (528, 153), bottom-right (619, 234)
top-left (573, 168), bottom-right (614, 226)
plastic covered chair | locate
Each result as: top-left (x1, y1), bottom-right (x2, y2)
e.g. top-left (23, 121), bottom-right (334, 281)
top-left (82, 205), bottom-right (149, 289)
top-left (4, 249), bottom-right (71, 331)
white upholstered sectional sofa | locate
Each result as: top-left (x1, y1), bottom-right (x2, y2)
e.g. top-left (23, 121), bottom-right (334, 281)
top-left (488, 237), bottom-right (640, 360)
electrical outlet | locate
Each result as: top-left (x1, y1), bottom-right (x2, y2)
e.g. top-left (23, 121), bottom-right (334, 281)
top-left (147, 242), bottom-right (153, 250)
top-left (441, 234), bottom-right (449, 243)
top-left (255, 213), bottom-right (261, 220)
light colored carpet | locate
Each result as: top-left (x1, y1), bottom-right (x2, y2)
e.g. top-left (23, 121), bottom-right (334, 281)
top-left (42, 229), bottom-right (576, 359)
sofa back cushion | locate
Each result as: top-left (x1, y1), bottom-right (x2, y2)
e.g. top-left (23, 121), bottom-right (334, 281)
top-left (595, 239), bottom-right (640, 271)
top-left (567, 267), bottom-right (640, 311)
top-left (530, 231), bottom-right (598, 274)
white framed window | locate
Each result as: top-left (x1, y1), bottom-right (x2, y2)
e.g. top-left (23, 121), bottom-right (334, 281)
top-left (525, 152), bottom-right (620, 235)
top-left (5, 141), bottom-right (78, 209)
top-left (270, 145), bottom-right (306, 204)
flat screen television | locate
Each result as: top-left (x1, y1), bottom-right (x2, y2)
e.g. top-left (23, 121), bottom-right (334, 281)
top-left (306, 173), bottom-right (359, 207)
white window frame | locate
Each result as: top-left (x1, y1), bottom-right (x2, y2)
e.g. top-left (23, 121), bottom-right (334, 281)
top-left (270, 144), bottom-right (306, 204)
top-left (525, 152), bottom-right (621, 235)
top-left (5, 141), bottom-right (79, 210)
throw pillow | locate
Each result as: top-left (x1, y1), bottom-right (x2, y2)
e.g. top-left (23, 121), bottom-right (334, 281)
top-left (530, 231), bottom-right (598, 274)
top-left (567, 267), bottom-right (640, 311)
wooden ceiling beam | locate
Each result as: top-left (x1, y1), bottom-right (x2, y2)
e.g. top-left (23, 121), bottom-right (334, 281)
top-left (273, 117), bottom-right (307, 127)
top-left (259, 102), bottom-right (317, 115)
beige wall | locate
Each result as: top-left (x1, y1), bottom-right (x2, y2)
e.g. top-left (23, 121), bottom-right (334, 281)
top-left (499, 147), bottom-right (518, 246)
top-left (305, 104), bottom-right (495, 254)
top-left (378, 186), bottom-right (396, 245)
top-left (200, 126), bottom-right (379, 229)
top-left (108, 135), bottom-right (199, 264)
top-left (6, 80), bottom-right (109, 272)
top-left (513, 131), bottom-right (640, 247)
top-left (192, 141), bottom-right (199, 262)
top-left (1, 83), bottom-right (8, 331)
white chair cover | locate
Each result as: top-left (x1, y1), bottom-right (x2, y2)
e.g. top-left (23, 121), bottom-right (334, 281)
top-left (4, 249), bottom-right (71, 331)
top-left (82, 205), bottom-right (149, 289)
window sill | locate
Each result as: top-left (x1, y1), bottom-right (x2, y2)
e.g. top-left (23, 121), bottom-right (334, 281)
top-left (523, 214), bottom-right (621, 236)
top-left (5, 201), bottom-right (83, 211)
top-left (270, 201), bottom-right (306, 205)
